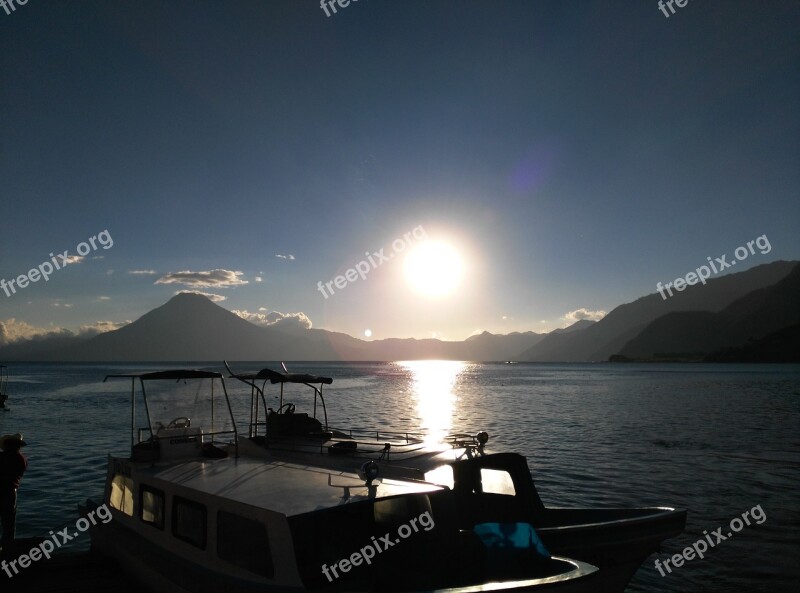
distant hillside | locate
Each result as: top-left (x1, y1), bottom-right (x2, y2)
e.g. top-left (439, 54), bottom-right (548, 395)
top-left (41, 293), bottom-right (366, 361)
top-left (459, 330), bottom-right (546, 361)
top-left (617, 263), bottom-right (800, 360)
top-left (0, 334), bottom-right (87, 360)
top-left (518, 260), bottom-right (798, 362)
top-left (0, 293), bottom-right (544, 362)
top-left (551, 319), bottom-right (595, 334)
top-left (704, 324), bottom-right (800, 363)
top-left (3, 261), bottom-right (796, 363)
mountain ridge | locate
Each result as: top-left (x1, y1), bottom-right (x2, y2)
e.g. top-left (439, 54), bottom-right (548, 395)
top-left (1, 261), bottom-right (796, 362)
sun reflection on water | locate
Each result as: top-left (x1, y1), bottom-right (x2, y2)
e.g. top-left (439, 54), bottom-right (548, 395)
top-left (397, 360), bottom-right (468, 446)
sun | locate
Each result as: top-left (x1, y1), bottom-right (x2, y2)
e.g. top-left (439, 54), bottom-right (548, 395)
top-left (403, 240), bottom-right (464, 297)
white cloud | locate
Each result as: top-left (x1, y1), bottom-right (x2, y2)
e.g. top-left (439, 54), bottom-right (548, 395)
top-left (128, 269), bottom-right (157, 275)
top-left (64, 255), bottom-right (84, 265)
top-left (564, 308), bottom-right (607, 323)
top-left (97, 296), bottom-right (111, 301)
top-left (254, 276), bottom-right (263, 282)
top-left (155, 269), bottom-right (248, 288)
top-left (258, 307), bottom-right (268, 311)
top-left (275, 254), bottom-right (295, 260)
top-left (0, 319), bottom-right (73, 346)
top-left (78, 320), bottom-right (131, 336)
top-left (0, 317), bottom-right (133, 346)
top-left (174, 290), bottom-right (227, 302)
top-left (232, 309), bottom-right (312, 330)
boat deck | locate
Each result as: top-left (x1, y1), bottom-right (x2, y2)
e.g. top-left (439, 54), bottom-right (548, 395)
top-left (128, 455), bottom-right (444, 516)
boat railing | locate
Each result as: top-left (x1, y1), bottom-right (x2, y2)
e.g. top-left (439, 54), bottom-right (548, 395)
top-left (332, 427), bottom-right (424, 445)
top-left (247, 414), bottom-right (487, 451)
top-left (137, 426), bottom-right (238, 445)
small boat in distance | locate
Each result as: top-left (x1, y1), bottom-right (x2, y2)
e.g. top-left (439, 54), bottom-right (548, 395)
top-left (0, 365), bottom-right (9, 408)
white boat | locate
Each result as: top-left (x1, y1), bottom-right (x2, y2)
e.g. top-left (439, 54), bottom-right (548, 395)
top-left (86, 364), bottom-right (686, 592)
top-left (86, 368), bottom-right (600, 593)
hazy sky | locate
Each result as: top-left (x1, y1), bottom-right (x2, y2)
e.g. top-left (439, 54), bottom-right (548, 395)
top-left (1, 0), bottom-right (798, 343)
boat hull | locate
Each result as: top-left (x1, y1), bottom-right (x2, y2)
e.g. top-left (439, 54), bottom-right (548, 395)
top-left (83, 500), bottom-right (304, 593)
top-left (535, 507), bottom-right (687, 593)
top-left (445, 453), bottom-right (687, 593)
top-left (86, 502), bottom-right (599, 593)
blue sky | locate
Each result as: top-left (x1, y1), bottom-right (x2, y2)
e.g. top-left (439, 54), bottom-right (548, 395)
top-left (1, 0), bottom-right (798, 343)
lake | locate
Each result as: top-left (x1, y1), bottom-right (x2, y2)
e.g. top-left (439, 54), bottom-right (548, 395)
top-left (1, 361), bottom-right (798, 592)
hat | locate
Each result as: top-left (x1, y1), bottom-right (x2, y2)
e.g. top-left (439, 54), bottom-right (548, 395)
top-left (0, 433), bottom-right (26, 449)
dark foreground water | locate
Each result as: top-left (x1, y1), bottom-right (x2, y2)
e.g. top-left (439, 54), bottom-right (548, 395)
top-left (1, 361), bottom-right (798, 592)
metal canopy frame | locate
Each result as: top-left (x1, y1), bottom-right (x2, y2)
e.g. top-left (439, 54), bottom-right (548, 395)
top-left (225, 361), bottom-right (332, 438)
top-left (104, 369), bottom-right (238, 458)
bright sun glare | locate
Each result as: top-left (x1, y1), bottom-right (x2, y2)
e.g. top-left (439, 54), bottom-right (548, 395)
top-left (403, 240), bottom-right (464, 297)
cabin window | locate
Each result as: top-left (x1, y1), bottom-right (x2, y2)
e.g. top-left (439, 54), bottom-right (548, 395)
top-left (480, 469), bottom-right (516, 496)
top-left (173, 497), bottom-right (207, 549)
top-left (374, 495), bottom-right (432, 529)
top-left (110, 474), bottom-right (134, 516)
top-left (140, 486), bottom-right (165, 529)
top-left (217, 511), bottom-right (274, 577)
top-left (423, 465), bottom-right (454, 489)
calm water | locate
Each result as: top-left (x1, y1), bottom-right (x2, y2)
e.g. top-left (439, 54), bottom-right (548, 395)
top-left (1, 362), bottom-right (798, 592)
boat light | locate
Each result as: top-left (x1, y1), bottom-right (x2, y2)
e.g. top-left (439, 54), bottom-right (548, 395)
top-left (360, 461), bottom-right (380, 485)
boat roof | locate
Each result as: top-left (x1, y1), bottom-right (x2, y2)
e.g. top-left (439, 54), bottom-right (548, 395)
top-left (136, 457), bottom-right (439, 516)
top-left (104, 370), bottom-right (223, 381)
top-left (230, 367), bottom-right (333, 385)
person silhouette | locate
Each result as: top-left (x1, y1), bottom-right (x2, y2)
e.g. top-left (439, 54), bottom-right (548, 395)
top-left (0, 433), bottom-right (28, 549)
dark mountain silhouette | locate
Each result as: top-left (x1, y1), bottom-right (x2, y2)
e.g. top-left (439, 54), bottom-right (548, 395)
top-left (458, 330), bottom-right (546, 361)
top-left (42, 293), bottom-right (367, 361)
top-left (518, 260), bottom-right (798, 362)
top-left (0, 334), bottom-right (87, 360)
top-left (551, 319), bottom-right (595, 334)
top-left (1, 293), bottom-right (544, 362)
top-left (3, 261), bottom-right (796, 363)
top-left (617, 263), bottom-right (800, 360)
top-left (704, 323), bottom-right (800, 363)
top-left (514, 320), bottom-right (596, 363)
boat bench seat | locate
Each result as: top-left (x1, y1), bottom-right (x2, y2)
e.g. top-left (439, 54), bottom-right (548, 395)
top-left (267, 412), bottom-right (324, 437)
top-left (156, 426), bottom-right (204, 460)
